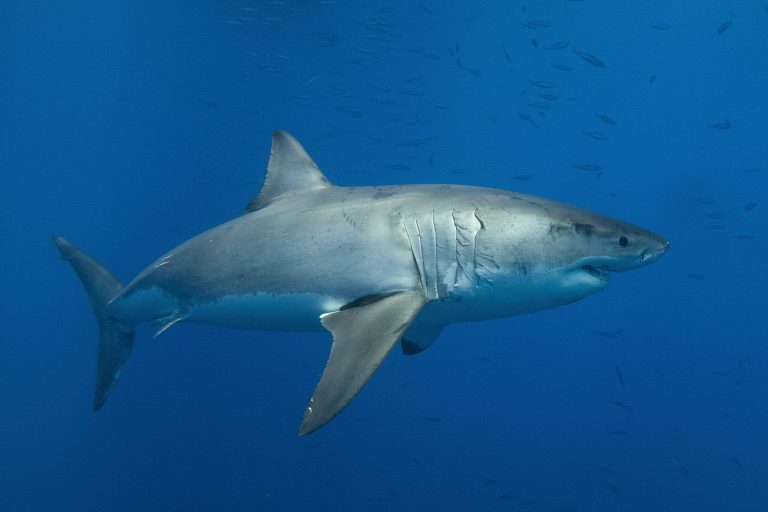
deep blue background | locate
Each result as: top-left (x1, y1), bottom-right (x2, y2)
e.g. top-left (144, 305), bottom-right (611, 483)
top-left (2, 1), bottom-right (767, 510)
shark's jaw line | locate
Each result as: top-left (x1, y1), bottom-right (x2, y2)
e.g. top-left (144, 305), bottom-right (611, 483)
top-left (581, 264), bottom-right (611, 282)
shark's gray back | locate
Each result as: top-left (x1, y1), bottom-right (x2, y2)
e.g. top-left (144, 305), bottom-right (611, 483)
top-left (122, 184), bottom-right (515, 307)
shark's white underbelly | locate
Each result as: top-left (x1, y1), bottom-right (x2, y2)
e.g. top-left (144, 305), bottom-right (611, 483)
top-left (185, 292), bottom-right (347, 332)
top-left (113, 263), bottom-right (604, 334)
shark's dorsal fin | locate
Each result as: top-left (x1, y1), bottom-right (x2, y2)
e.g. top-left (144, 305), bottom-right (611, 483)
top-left (245, 131), bottom-right (333, 212)
top-left (299, 290), bottom-right (427, 436)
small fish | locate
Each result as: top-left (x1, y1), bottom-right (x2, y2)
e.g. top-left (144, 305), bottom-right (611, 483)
top-left (683, 272), bottom-right (706, 280)
top-left (731, 457), bottom-right (742, 468)
top-left (531, 38), bottom-right (538, 48)
top-left (197, 99), bottom-right (220, 110)
top-left (744, 202), bottom-right (758, 211)
top-left (595, 113), bottom-right (617, 125)
top-left (400, 89), bottom-right (424, 98)
top-left (670, 456), bottom-right (690, 478)
top-left (539, 94), bottom-right (558, 101)
top-left (387, 164), bottom-right (411, 171)
top-left (705, 212), bottom-right (726, 219)
top-left (649, 73), bottom-right (657, 83)
top-left (502, 45), bottom-right (512, 64)
top-left (573, 164), bottom-right (603, 172)
top-left (518, 112), bottom-right (538, 127)
top-left (610, 430), bottom-right (629, 436)
top-left (611, 400), bottom-right (634, 413)
top-left (398, 137), bottom-right (435, 146)
top-left (735, 375), bottom-right (746, 385)
top-left (335, 106), bottom-right (363, 118)
top-left (655, 367), bottom-right (665, 377)
top-left (692, 196), bottom-right (716, 205)
top-left (594, 329), bottom-right (623, 339)
top-left (551, 63), bottom-right (573, 71)
top-left (420, 416), bottom-right (441, 422)
top-left (528, 79), bottom-right (557, 89)
top-left (717, 20), bottom-right (732, 34)
top-left (600, 480), bottom-right (623, 496)
top-left (733, 234), bottom-right (754, 240)
top-left (573, 49), bottom-right (606, 68)
top-left (419, 1), bottom-right (432, 15)
top-left (545, 41), bottom-right (570, 50)
top-left (652, 23), bottom-right (673, 30)
top-left (523, 19), bottom-right (552, 28)
top-left (709, 119), bottom-right (731, 129)
top-left (594, 465), bottom-right (616, 475)
top-left (426, 99), bottom-right (451, 109)
top-left (476, 356), bottom-right (493, 363)
top-left (583, 131), bottom-right (609, 140)
top-left (402, 76), bottom-right (425, 85)
top-left (511, 174), bottom-right (534, 181)
top-left (615, 366), bottom-right (624, 388)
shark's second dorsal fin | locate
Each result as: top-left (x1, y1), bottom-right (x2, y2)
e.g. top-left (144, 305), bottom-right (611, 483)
top-left (245, 131), bottom-right (333, 212)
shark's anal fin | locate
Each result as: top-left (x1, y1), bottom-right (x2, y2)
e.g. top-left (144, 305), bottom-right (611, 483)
top-left (299, 291), bottom-right (427, 436)
top-left (401, 325), bottom-right (444, 355)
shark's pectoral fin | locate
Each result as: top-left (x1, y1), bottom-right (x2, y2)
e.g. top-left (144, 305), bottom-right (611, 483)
top-left (401, 325), bottom-right (444, 355)
top-left (299, 290), bottom-right (427, 436)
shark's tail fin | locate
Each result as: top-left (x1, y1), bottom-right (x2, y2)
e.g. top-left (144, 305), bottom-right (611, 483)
top-left (52, 236), bottom-right (134, 411)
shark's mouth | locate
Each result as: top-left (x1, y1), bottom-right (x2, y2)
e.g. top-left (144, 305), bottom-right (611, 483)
top-left (582, 265), bottom-right (611, 282)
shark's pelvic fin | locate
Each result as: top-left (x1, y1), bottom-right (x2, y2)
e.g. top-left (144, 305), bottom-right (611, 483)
top-left (299, 290), bottom-right (427, 436)
top-left (401, 325), bottom-right (444, 355)
top-left (153, 315), bottom-right (184, 338)
top-left (245, 130), bottom-right (333, 212)
top-left (52, 236), bottom-right (134, 411)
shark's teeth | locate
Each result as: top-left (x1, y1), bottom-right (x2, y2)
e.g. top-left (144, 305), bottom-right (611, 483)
top-left (582, 265), bottom-right (610, 281)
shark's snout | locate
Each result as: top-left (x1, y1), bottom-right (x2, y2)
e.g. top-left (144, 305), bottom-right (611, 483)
top-left (640, 238), bottom-right (669, 265)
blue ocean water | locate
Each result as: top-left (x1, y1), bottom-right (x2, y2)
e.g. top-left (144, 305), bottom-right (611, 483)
top-left (2, 1), bottom-right (767, 510)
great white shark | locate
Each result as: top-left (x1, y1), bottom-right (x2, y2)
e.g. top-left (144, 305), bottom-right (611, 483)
top-left (54, 131), bottom-right (668, 435)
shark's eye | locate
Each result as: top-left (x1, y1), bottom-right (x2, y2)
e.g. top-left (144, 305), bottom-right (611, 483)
top-left (618, 236), bottom-right (629, 247)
